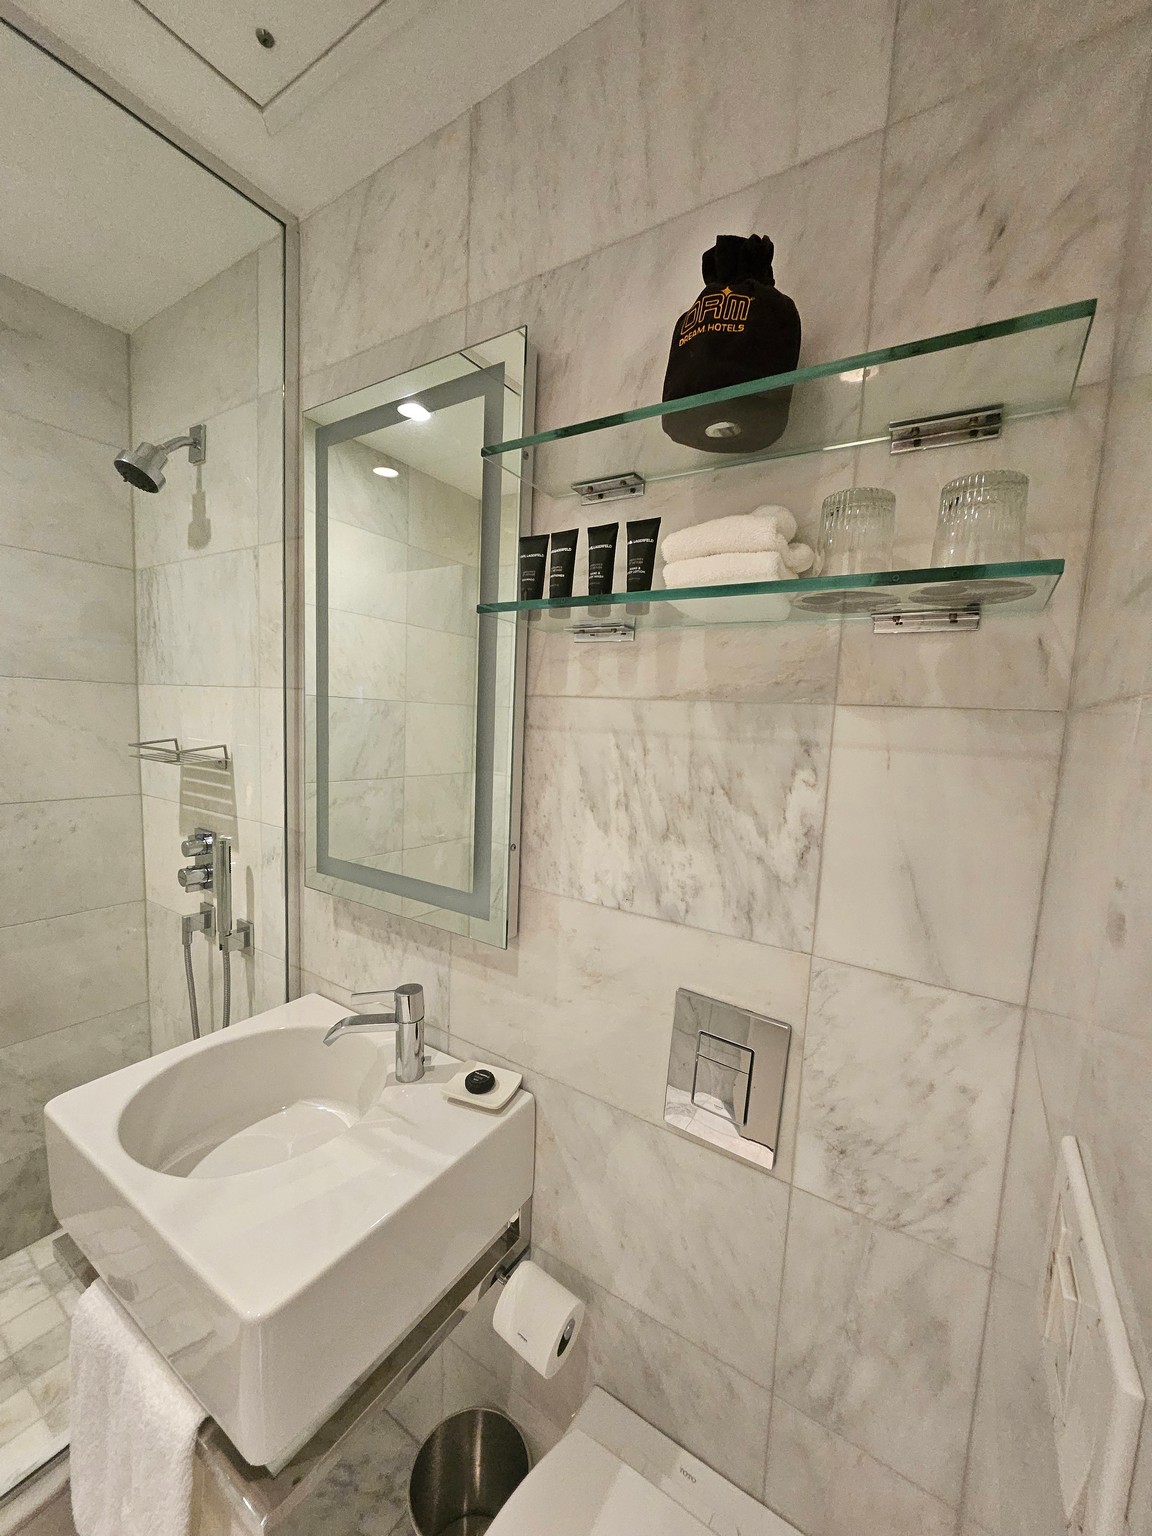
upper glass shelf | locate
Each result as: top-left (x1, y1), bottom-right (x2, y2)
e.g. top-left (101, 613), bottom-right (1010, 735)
top-left (479, 560), bottom-right (1065, 632)
top-left (483, 300), bottom-right (1095, 500)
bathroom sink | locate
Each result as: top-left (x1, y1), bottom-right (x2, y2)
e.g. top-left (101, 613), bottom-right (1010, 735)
top-left (44, 995), bottom-right (534, 1468)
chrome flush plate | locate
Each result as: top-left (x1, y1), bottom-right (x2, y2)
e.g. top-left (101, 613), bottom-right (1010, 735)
top-left (664, 989), bottom-right (792, 1171)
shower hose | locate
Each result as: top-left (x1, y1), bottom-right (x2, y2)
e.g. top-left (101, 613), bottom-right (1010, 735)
top-left (182, 916), bottom-right (233, 1037)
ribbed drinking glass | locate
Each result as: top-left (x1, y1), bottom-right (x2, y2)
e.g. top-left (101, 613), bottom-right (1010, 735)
top-left (817, 487), bottom-right (896, 576)
top-left (932, 470), bottom-right (1028, 567)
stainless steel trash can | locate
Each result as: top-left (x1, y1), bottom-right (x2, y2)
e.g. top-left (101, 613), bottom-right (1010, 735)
top-left (408, 1409), bottom-right (531, 1536)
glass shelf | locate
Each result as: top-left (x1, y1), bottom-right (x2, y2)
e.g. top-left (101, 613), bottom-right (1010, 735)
top-left (479, 560), bottom-right (1065, 632)
top-left (483, 301), bottom-right (1095, 500)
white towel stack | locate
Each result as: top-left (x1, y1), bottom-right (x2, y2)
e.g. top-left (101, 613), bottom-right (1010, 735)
top-left (71, 1280), bottom-right (206, 1536)
top-left (661, 506), bottom-right (814, 588)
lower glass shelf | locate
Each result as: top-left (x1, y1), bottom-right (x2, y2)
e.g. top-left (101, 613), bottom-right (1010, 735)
top-left (478, 560), bottom-right (1064, 633)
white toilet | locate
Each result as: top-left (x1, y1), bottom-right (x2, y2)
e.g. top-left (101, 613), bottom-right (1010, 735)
top-left (488, 1389), bottom-right (800, 1535)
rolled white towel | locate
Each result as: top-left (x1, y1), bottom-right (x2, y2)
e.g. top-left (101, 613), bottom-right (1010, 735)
top-left (661, 506), bottom-right (795, 564)
top-left (663, 551), bottom-right (796, 588)
top-left (782, 542), bottom-right (815, 573)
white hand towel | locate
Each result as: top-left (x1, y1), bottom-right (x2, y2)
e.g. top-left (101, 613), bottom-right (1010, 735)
top-left (782, 542), bottom-right (815, 573)
top-left (70, 1280), bottom-right (206, 1536)
top-left (662, 551), bottom-right (796, 587)
top-left (660, 506), bottom-right (796, 564)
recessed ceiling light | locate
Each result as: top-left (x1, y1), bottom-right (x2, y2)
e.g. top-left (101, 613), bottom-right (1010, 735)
top-left (372, 465), bottom-right (400, 478)
top-left (397, 401), bottom-right (432, 422)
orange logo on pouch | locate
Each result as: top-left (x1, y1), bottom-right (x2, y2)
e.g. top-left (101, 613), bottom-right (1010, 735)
top-left (678, 285), bottom-right (752, 345)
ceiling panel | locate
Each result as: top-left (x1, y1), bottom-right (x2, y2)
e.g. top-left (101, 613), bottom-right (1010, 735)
top-left (138, 0), bottom-right (388, 106)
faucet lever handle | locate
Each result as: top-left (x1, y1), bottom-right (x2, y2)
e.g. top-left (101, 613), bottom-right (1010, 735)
top-left (350, 983), bottom-right (425, 1023)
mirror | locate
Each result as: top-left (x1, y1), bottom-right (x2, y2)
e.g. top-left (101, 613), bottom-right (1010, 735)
top-left (304, 328), bottom-right (532, 946)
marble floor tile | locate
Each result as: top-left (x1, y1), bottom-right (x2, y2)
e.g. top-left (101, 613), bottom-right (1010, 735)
top-left (450, 886), bottom-right (809, 1136)
top-left (0, 1298), bottom-right (64, 1358)
top-left (521, 697), bottom-right (832, 950)
top-left (0, 548), bottom-right (135, 685)
top-left (0, 274), bottom-right (127, 445)
top-left (450, 1247), bottom-right (775, 1498)
top-left (764, 1399), bottom-right (957, 1536)
top-left (796, 959), bottom-right (1021, 1266)
top-left (468, 0), bottom-right (894, 301)
top-left (0, 1418), bottom-right (63, 1497)
top-left (0, 798), bottom-right (143, 927)
top-left (137, 549), bottom-right (260, 688)
top-left (133, 399), bottom-right (259, 569)
top-left (813, 707), bottom-right (1063, 1004)
top-left (872, 21), bottom-right (1152, 386)
top-left (300, 116), bottom-right (469, 376)
top-left (963, 1273), bottom-right (1066, 1536)
top-left (278, 1402), bottom-right (415, 1536)
top-left (0, 680), bottom-right (140, 804)
top-left (526, 1070), bottom-right (790, 1388)
top-left (129, 253), bottom-right (258, 437)
top-left (0, 406), bottom-right (133, 568)
top-left (0, 903), bottom-right (148, 1049)
top-left (776, 1190), bottom-right (989, 1505)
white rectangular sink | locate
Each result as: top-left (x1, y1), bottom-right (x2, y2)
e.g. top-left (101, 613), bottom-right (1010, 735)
top-left (45, 994), bottom-right (535, 1467)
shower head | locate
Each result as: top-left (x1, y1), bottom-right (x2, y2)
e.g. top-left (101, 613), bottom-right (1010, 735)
top-left (114, 424), bottom-right (206, 493)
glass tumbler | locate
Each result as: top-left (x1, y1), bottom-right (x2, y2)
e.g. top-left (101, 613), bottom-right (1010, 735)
top-left (817, 487), bottom-right (896, 576)
top-left (932, 470), bottom-right (1028, 567)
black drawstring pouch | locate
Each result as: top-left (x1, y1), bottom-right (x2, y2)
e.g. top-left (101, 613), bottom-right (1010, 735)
top-left (661, 234), bottom-right (801, 453)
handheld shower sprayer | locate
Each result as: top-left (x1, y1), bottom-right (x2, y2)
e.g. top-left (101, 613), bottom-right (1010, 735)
top-left (114, 423), bottom-right (206, 493)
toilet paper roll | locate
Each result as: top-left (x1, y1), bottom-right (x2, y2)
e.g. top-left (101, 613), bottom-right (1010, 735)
top-left (492, 1261), bottom-right (585, 1379)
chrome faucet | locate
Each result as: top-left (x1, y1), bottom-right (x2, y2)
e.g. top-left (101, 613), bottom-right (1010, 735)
top-left (323, 984), bottom-right (426, 1082)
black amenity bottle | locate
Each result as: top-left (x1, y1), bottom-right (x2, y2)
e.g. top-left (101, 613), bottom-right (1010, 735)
top-left (661, 233), bottom-right (801, 453)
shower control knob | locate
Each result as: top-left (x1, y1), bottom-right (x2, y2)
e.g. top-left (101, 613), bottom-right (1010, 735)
top-left (182, 832), bottom-right (213, 858)
top-left (178, 866), bottom-right (212, 890)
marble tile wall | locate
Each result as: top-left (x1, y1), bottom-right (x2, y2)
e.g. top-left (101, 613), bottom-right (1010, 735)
top-left (0, 274), bottom-right (149, 1260)
top-left (129, 246), bottom-right (288, 1051)
top-left (293, 3), bottom-right (1152, 1533)
top-left (973, 47), bottom-right (1152, 1536)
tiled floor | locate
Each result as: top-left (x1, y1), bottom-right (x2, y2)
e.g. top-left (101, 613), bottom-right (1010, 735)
top-left (0, 1237), bottom-right (86, 1499)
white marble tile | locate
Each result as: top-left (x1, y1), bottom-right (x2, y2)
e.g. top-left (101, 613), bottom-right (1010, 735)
top-left (1028, 702), bottom-right (1139, 1023)
top-left (257, 390), bottom-right (285, 548)
top-left (300, 116), bottom-right (469, 375)
top-left (836, 387), bottom-right (1106, 712)
top-left (324, 608), bottom-right (407, 702)
top-left (136, 683), bottom-right (263, 820)
top-left (403, 773), bottom-right (471, 849)
top-left (407, 472), bottom-right (479, 568)
top-left (257, 238), bottom-right (284, 400)
top-left (323, 440), bottom-right (410, 546)
top-left (1090, 700), bottom-right (1152, 1044)
top-left (144, 901), bottom-right (209, 1045)
top-left (300, 311), bottom-right (468, 415)
top-left (0, 798), bottom-right (143, 925)
top-left (468, 0), bottom-right (894, 301)
top-left (796, 959), bottom-right (1021, 1266)
top-left (0, 680), bottom-right (139, 803)
top-left (0, 406), bottom-right (133, 568)
top-left (523, 1070), bottom-right (789, 1388)
top-left (451, 886), bottom-right (809, 1135)
top-left (0, 1004), bottom-right (150, 1166)
top-left (775, 1189), bottom-right (989, 1505)
top-left (1074, 375), bottom-right (1152, 706)
top-left (764, 1399), bottom-right (957, 1536)
top-left (0, 1416), bottom-right (62, 1493)
top-left (277, 1399), bottom-right (415, 1536)
top-left (404, 626), bottom-right (476, 707)
top-left (872, 23), bottom-right (1152, 385)
top-left (297, 886), bottom-right (451, 1033)
top-left (258, 542), bottom-right (283, 690)
top-left (814, 707), bottom-right (1063, 1004)
top-left (137, 549), bottom-right (259, 688)
top-left (995, 1022), bottom-right (1057, 1291)
top-left (0, 1298), bottom-right (63, 1357)
top-left (0, 548), bottom-right (135, 684)
top-left (404, 555), bottom-right (478, 639)
top-left (0, 274), bottom-right (128, 445)
top-left (133, 399), bottom-right (259, 568)
top-left (327, 522), bottom-right (409, 624)
top-left (0, 902), bottom-right (147, 1049)
top-left (0, 1151), bottom-right (54, 1261)
top-left (891, 0), bottom-right (1149, 120)
top-left (963, 1273), bottom-right (1066, 1536)
top-left (468, 132), bottom-right (883, 439)
top-left (129, 253), bottom-right (258, 437)
top-left (450, 1247), bottom-right (775, 1498)
top-left (521, 697), bottom-right (832, 950)
top-left (328, 778), bottom-right (404, 865)
top-left (404, 703), bottom-right (473, 777)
